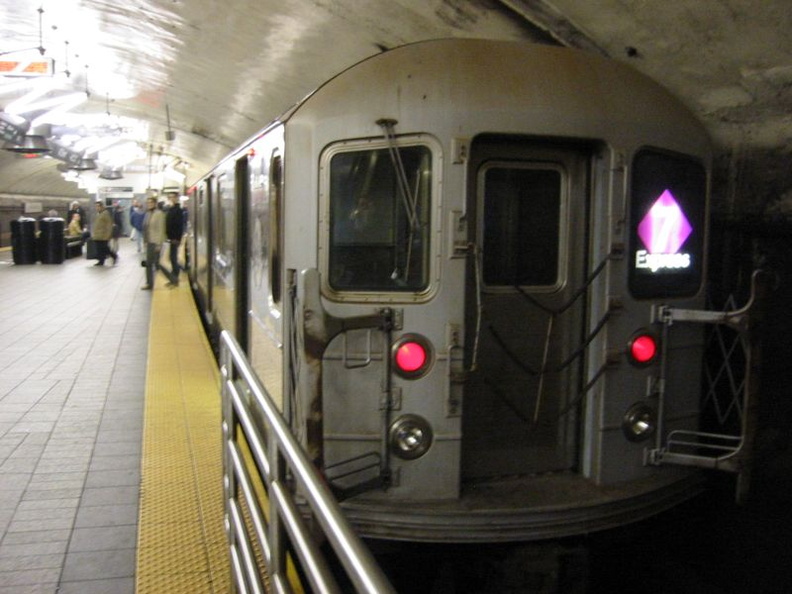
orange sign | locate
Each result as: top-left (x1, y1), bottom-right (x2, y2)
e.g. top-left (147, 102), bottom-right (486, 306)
top-left (0, 58), bottom-right (55, 77)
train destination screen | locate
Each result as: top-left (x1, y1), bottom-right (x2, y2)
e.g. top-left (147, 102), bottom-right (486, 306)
top-left (629, 149), bottom-right (706, 299)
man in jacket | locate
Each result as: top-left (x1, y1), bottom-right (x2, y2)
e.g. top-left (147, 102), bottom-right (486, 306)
top-left (91, 200), bottom-right (118, 266)
top-left (164, 192), bottom-right (184, 287)
top-left (141, 196), bottom-right (168, 290)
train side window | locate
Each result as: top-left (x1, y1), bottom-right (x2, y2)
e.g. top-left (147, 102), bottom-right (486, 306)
top-left (327, 144), bottom-right (431, 292)
top-left (270, 154), bottom-right (283, 305)
top-left (481, 164), bottom-right (562, 287)
top-left (628, 149), bottom-right (706, 299)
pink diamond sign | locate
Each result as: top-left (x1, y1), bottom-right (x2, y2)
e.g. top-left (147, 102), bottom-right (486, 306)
top-left (637, 190), bottom-right (692, 254)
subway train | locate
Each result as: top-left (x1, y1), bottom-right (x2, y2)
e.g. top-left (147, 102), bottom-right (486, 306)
top-left (187, 38), bottom-right (732, 545)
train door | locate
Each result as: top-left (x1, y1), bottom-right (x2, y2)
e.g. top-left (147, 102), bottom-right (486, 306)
top-left (462, 136), bottom-right (590, 479)
top-left (193, 181), bottom-right (212, 316)
top-left (212, 167), bottom-right (237, 339)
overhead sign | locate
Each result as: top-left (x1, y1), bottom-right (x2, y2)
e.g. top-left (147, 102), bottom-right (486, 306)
top-left (99, 186), bottom-right (134, 193)
top-left (0, 115), bottom-right (27, 144)
top-left (47, 139), bottom-right (83, 167)
top-left (0, 58), bottom-right (55, 77)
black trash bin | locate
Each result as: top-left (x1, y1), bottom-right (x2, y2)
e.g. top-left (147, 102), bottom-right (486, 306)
top-left (10, 217), bottom-right (37, 265)
top-left (39, 217), bottom-right (66, 264)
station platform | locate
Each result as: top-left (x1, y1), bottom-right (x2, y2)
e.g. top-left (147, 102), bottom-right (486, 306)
top-left (0, 240), bottom-right (229, 593)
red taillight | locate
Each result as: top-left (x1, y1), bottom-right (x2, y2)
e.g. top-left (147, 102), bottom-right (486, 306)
top-left (396, 342), bottom-right (426, 372)
top-left (629, 333), bottom-right (658, 365)
top-left (392, 334), bottom-right (433, 378)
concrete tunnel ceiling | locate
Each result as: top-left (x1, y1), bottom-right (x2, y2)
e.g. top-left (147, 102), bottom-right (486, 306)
top-left (0, 0), bottom-right (790, 212)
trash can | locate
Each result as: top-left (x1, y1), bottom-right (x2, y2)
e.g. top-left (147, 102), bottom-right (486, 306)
top-left (10, 217), bottom-right (37, 265)
top-left (39, 217), bottom-right (66, 264)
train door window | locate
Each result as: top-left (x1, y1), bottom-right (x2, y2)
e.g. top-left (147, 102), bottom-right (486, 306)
top-left (217, 172), bottom-right (235, 268)
top-left (270, 153), bottom-right (283, 305)
top-left (480, 163), bottom-right (563, 288)
top-left (628, 149), bottom-right (706, 299)
top-left (325, 141), bottom-right (433, 294)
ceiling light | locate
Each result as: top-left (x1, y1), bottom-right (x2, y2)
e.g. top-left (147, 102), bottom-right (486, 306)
top-left (3, 76), bottom-right (65, 114)
top-left (71, 157), bottom-right (97, 171)
top-left (99, 168), bottom-right (123, 180)
top-left (2, 134), bottom-right (51, 154)
top-left (163, 165), bottom-right (185, 181)
top-left (29, 92), bottom-right (89, 126)
top-left (0, 78), bottom-right (43, 97)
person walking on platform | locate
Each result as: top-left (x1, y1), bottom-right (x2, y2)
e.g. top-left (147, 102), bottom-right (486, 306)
top-left (110, 201), bottom-right (124, 254)
top-left (129, 199), bottom-right (145, 252)
top-left (164, 192), bottom-right (184, 287)
top-left (141, 196), bottom-right (170, 290)
top-left (91, 200), bottom-right (118, 266)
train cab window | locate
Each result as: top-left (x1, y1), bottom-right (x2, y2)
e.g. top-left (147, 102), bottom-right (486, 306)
top-left (628, 149), bottom-right (706, 299)
top-left (327, 144), bottom-right (431, 292)
top-left (481, 164), bottom-right (562, 287)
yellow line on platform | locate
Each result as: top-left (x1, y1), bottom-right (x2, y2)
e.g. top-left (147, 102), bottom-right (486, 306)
top-left (135, 284), bottom-right (230, 593)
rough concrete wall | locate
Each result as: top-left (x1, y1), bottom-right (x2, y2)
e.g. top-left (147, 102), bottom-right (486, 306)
top-left (711, 148), bottom-right (792, 217)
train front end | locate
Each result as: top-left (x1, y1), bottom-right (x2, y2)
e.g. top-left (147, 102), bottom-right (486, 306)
top-left (279, 39), bottom-right (720, 543)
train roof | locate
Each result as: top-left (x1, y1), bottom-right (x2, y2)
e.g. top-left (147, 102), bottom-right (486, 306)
top-left (283, 38), bottom-right (710, 157)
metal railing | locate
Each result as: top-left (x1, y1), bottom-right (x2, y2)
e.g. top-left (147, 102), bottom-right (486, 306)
top-left (647, 270), bottom-right (769, 502)
top-left (220, 330), bottom-right (396, 594)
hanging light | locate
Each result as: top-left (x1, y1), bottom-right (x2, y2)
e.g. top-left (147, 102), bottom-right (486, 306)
top-left (164, 103), bottom-right (175, 141)
top-left (99, 167), bottom-right (123, 180)
top-left (2, 134), bottom-right (51, 154)
top-left (71, 157), bottom-right (97, 170)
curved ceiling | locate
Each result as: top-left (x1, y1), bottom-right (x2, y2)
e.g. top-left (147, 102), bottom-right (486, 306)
top-left (1, 0), bottom-right (790, 201)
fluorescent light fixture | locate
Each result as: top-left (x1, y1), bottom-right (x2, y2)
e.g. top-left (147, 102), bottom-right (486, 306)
top-left (29, 92), bottom-right (89, 126)
top-left (163, 165), bottom-right (185, 181)
top-left (0, 78), bottom-right (42, 97)
top-left (3, 75), bottom-right (67, 113)
top-left (99, 141), bottom-right (146, 168)
top-left (72, 134), bottom-right (122, 154)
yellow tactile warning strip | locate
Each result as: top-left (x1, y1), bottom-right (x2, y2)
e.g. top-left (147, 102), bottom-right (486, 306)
top-left (136, 283), bottom-right (230, 593)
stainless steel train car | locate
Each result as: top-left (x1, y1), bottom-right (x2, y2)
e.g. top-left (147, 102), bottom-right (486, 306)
top-left (188, 38), bottom-right (719, 543)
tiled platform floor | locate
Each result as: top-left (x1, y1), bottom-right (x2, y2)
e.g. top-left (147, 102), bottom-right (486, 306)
top-left (0, 239), bottom-right (150, 593)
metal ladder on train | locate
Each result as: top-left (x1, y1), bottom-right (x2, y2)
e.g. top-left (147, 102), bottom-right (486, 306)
top-left (646, 270), bottom-right (771, 502)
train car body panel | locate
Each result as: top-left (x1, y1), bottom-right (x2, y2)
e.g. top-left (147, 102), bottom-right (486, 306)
top-left (193, 39), bottom-right (714, 543)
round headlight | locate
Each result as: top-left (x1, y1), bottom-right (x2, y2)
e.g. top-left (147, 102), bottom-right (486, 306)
top-left (389, 414), bottom-right (433, 460)
top-left (622, 403), bottom-right (657, 442)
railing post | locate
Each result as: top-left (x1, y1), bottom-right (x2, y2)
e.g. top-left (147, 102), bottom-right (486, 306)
top-left (220, 337), bottom-right (240, 592)
top-left (268, 415), bottom-right (287, 589)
